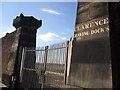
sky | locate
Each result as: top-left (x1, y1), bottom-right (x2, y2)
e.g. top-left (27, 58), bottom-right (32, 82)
top-left (0, 2), bottom-right (77, 47)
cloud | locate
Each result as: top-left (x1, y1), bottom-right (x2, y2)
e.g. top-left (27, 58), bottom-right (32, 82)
top-left (0, 27), bottom-right (15, 38)
top-left (41, 8), bottom-right (63, 15)
top-left (37, 32), bottom-right (67, 42)
top-left (0, 32), bottom-right (6, 38)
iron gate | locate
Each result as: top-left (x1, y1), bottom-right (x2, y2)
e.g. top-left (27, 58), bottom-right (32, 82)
top-left (19, 42), bottom-right (70, 89)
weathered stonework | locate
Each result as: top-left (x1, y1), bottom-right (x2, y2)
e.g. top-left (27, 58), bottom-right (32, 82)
top-left (68, 2), bottom-right (120, 89)
top-left (0, 38), bottom-right (2, 81)
top-left (1, 31), bottom-right (20, 86)
top-left (1, 14), bottom-right (42, 87)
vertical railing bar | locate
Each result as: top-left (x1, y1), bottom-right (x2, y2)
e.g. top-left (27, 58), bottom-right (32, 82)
top-left (50, 46), bottom-right (53, 64)
top-left (34, 48), bottom-right (36, 88)
top-left (28, 49), bottom-right (31, 88)
top-left (29, 49), bottom-right (32, 88)
top-left (19, 47), bottom-right (26, 83)
top-left (40, 48), bottom-right (44, 85)
top-left (38, 49), bottom-right (41, 87)
top-left (41, 46), bottom-right (48, 89)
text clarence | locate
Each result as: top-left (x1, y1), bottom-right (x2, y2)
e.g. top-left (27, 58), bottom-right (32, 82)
top-left (75, 18), bottom-right (109, 31)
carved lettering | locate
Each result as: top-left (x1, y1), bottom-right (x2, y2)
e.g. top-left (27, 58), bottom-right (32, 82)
top-left (74, 27), bottom-right (109, 38)
top-left (94, 21), bottom-right (99, 26)
top-left (75, 17), bottom-right (109, 31)
top-left (91, 28), bottom-right (105, 35)
top-left (75, 31), bottom-right (89, 37)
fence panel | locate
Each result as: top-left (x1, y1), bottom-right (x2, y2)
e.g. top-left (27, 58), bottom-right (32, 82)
top-left (44, 42), bottom-right (67, 88)
top-left (20, 41), bottom-right (70, 89)
top-left (20, 47), bottom-right (42, 89)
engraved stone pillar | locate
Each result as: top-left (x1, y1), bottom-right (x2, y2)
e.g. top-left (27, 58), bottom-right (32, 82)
top-left (68, 2), bottom-right (120, 89)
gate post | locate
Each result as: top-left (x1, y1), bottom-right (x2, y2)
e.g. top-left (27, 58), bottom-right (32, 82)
top-left (41, 46), bottom-right (48, 89)
top-left (64, 38), bottom-right (73, 85)
top-left (64, 41), bottom-right (69, 85)
top-left (12, 14), bottom-right (42, 89)
top-left (19, 47), bottom-right (26, 87)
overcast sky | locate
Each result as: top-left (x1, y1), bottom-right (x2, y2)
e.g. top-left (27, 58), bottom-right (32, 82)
top-left (0, 2), bottom-right (77, 47)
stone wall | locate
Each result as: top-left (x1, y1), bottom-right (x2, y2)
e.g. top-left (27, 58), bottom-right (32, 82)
top-left (68, 2), bottom-right (112, 89)
top-left (1, 30), bottom-right (20, 86)
top-left (2, 31), bottom-right (19, 74)
top-left (68, 2), bottom-right (120, 89)
top-left (0, 37), bottom-right (2, 81)
top-left (1, 14), bottom-right (42, 88)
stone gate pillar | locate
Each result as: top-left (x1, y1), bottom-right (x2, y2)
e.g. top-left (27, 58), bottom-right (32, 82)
top-left (13, 13), bottom-right (42, 69)
top-left (12, 14), bottom-right (42, 88)
top-left (13, 13), bottom-right (42, 47)
top-left (67, 2), bottom-right (120, 90)
top-left (1, 14), bottom-right (42, 88)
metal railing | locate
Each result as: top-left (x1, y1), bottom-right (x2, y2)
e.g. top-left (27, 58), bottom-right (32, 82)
top-left (19, 40), bottom-right (73, 89)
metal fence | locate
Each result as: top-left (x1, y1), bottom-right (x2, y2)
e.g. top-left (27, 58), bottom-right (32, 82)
top-left (19, 41), bottom-right (72, 89)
